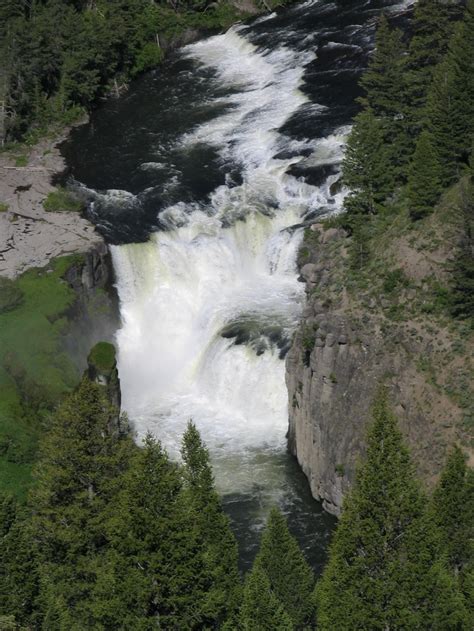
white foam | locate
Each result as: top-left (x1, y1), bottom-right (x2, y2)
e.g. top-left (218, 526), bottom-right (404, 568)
top-left (113, 27), bottom-right (345, 497)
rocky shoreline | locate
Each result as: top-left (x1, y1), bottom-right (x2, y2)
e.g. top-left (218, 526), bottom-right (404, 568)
top-left (0, 127), bottom-right (104, 280)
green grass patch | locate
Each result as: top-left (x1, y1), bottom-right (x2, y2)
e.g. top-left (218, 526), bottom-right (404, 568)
top-left (0, 255), bottom-right (84, 498)
top-left (88, 342), bottom-right (116, 374)
top-left (0, 278), bottom-right (24, 314)
top-left (14, 155), bottom-right (28, 167)
top-left (0, 202), bottom-right (9, 213)
top-left (43, 187), bottom-right (84, 213)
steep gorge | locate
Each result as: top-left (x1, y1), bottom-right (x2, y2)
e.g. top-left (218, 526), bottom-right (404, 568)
top-left (287, 189), bottom-right (474, 515)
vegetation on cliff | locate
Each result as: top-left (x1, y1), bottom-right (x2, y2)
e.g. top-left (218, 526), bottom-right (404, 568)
top-left (315, 392), bottom-right (469, 630)
top-left (301, 0), bottom-right (474, 455)
top-left (0, 0), bottom-right (284, 145)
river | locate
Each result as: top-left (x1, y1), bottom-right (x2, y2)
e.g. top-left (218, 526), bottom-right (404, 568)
top-left (62, 0), bottom-right (412, 572)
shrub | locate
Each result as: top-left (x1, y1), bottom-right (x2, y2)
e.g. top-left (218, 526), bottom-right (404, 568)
top-left (43, 188), bottom-right (83, 213)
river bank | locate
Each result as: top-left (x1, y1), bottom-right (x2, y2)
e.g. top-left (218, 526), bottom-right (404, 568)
top-left (0, 127), bottom-right (103, 279)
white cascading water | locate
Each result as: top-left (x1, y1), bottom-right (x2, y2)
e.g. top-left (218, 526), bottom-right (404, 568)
top-left (111, 24), bottom-right (347, 500)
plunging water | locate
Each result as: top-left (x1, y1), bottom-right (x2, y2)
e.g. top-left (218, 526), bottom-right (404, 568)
top-left (62, 0), bottom-right (413, 570)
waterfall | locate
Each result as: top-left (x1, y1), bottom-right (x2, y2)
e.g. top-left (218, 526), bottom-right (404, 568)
top-left (111, 24), bottom-right (346, 499)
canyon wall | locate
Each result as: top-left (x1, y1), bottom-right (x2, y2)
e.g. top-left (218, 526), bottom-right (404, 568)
top-left (286, 207), bottom-right (473, 515)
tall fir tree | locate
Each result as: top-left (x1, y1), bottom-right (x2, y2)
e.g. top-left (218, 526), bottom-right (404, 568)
top-left (92, 433), bottom-right (185, 629)
top-left (342, 108), bottom-right (394, 217)
top-left (238, 564), bottom-right (293, 631)
top-left (0, 494), bottom-right (39, 628)
top-left (450, 174), bottom-right (474, 323)
top-left (315, 390), bottom-right (468, 630)
top-left (405, 0), bottom-right (452, 132)
top-left (427, 0), bottom-right (474, 185)
top-left (253, 507), bottom-right (314, 629)
top-left (359, 15), bottom-right (409, 179)
top-left (432, 447), bottom-right (474, 624)
top-left (29, 378), bottom-right (135, 630)
top-left (180, 421), bottom-right (241, 629)
top-left (407, 130), bottom-right (442, 220)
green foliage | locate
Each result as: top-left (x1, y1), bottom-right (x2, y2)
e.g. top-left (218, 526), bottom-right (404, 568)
top-left (359, 15), bottom-right (409, 179)
top-left (450, 181), bottom-right (474, 324)
top-left (87, 342), bottom-right (116, 374)
top-left (405, 0), bottom-right (453, 137)
top-left (0, 279), bottom-right (23, 314)
top-left (342, 109), bottom-right (394, 216)
top-left (0, 256), bottom-right (82, 499)
top-left (432, 447), bottom-right (473, 574)
top-left (315, 390), bottom-right (468, 630)
top-left (0, 494), bottom-right (39, 628)
top-left (407, 130), bottom-right (442, 220)
top-left (382, 268), bottom-right (409, 294)
top-left (253, 507), bottom-right (315, 628)
top-left (426, 0), bottom-right (474, 185)
top-left (14, 156), bottom-right (27, 167)
top-left (30, 378), bottom-right (136, 628)
top-left (239, 564), bottom-right (293, 631)
top-left (1, 0), bottom-right (264, 142)
top-left (0, 203), bottom-right (8, 213)
top-left (43, 187), bottom-right (83, 213)
top-left (432, 447), bottom-right (474, 625)
top-left (180, 421), bottom-right (241, 628)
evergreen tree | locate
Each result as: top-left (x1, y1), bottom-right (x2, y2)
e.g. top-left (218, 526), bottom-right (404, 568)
top-left (407, 130), bottom-right (442, 220)
top-left (180, 421), bottom-right (241, 628)
top-left (432, 447), bottom-right (474, 623)
top-left (239, 565), bottom-right (293, 631)
top-left (359, 15), bottom-right (409, 179)
top-left (342, 109), bottom-right (393, 217)
top-left (450, 178), bottom-right (474, 323)
top-left (92, 433), bottom-right (184, 629)
top-left (0, 495), bottom-right (39, 628)
top-left (30, 378), bottom-right (135, 629)
top-left (315, 390), bottom-right (467, 630)
top-left (427, 0), bottom-right (474, 185)
top-left (405, 0), bottom-right (452, 129)
top-left (254, 507), bottom-right (314, 629)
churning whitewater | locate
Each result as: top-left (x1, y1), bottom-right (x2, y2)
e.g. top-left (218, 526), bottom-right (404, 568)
top-left (111, 22), bottom-right (345, 497)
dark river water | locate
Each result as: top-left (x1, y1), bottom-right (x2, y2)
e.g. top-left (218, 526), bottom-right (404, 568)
top-left (62, 0), bottom-right (412, 572)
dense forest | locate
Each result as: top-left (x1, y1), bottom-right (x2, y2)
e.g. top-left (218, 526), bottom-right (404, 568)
top-left (1, 0), bottom-right (474, 628)
top-left (0, 0), bottom-right (267, 144)
top-left (0, 376), bottom-right (472, 629)
top-left (341, 0), bottom-right (474, 324)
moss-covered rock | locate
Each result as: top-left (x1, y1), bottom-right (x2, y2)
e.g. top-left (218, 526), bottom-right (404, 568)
top-left (87, 342), bottom-right (121, 413)
top-left (0, 278), bottom-right (24, 314)
top-left (87, 342), bottom-right (116, 375)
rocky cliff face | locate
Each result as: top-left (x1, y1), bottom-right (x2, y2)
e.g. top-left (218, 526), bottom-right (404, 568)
top-left (87, 341), bottom-right (121, 414)
top-left (63, 242), bottom-right (120, 373)
top-left (286, 208), bottom-right (473, 515)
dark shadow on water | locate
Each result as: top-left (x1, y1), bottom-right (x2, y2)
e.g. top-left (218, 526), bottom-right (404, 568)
top-left (222, 451), bottom-right (336, 575)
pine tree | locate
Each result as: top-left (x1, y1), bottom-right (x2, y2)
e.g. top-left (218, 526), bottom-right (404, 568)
top-left (0, 495), bottom-right (39, 628)
top-left (92, 433), bottom-right (184, 629)
top-left (30, 378), bottom-right (136, 629)
top-left (254, 507), bottom-right (314, 629)
top-left (450, 179), bottom-right (474, 323)
top-left (342, 109), bottom-right (394, 217)
top-left (405, 0), bottom-right (452, 126)
top-left (407, 130), bottom-right (442, 220)
top-left (315, 390), bottom-right (467, 630)
top-left (359, 15), bottom-right (409, 179)
top-left (427, 0), bottom-right (474, 185)
top-left (432, 447), bottom-right (474, 624)
top-left (239, 564), bottom-right (293, 631)
top-left (180, 421), bottom-right (241, 628)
